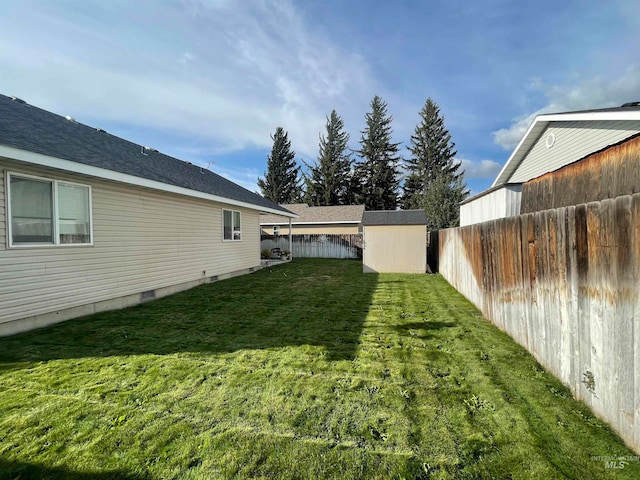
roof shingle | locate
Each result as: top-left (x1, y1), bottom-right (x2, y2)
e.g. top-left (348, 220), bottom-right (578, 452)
top-left (260, 203), bottom-right (365, 224)
top-left (361, 210), bottom-right (427, 226)
top-left (0, 94), bottom-right (292, 215)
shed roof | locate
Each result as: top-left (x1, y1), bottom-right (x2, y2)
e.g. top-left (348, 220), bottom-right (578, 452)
top-left (492, 103), bottom-right (640, 187)
top-left (0, 94), bottom-right (293, 216)
top-left (362, 210), bottom-right (427, 226)
top-left (260, 203), bottom-right (365, 225)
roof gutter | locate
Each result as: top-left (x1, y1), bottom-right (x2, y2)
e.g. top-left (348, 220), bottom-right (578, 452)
top-left (491, 110), bottom-right (640, 188)
top-left (491, 118), bottom-right (547, 188)
top-left (259, 220), bottom-right (360, 226)
top-left (0, 144), bottom-right (297, 217)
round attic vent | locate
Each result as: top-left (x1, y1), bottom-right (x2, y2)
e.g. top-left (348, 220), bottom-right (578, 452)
top-left (546, 132), bottom-right (556, 148)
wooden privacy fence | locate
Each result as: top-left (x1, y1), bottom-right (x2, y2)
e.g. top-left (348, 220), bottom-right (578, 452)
top-left (261, 234), bottom-right (362, 259)
top-left (438, 194), bottom-right (640, 453)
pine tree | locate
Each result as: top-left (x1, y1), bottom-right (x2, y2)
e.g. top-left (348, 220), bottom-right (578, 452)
top-left (304, 110), bottom-right (353, 206)
top-left (420, 170), bottom-right (466, 229)
top-left (354, 96), bottom-right (401, 210)
top-left (258, 127), bottom-right (302, 203)
top-left (402, 98), bottom-right (468, 226)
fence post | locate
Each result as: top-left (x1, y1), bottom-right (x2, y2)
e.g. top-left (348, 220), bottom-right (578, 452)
top-left (289, 218), bottom-right (293, 259)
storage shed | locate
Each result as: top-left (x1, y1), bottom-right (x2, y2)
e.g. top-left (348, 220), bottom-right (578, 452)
top-left (362, 210), bottom-right (427, 274)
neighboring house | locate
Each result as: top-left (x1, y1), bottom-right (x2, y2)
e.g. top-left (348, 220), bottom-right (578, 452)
top-left (362, 210), bottom-right (427, 274)
top-left (519, 132), bottom-right (640, 213)
top-left (0, 94), bottom-right (295, 336)
top-left (461, 102), bottom-right (640, 226)
top-left (260, 203), bottom-right (365, 236)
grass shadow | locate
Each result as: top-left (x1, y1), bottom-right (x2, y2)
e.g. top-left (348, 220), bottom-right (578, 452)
top-left (0, 460), bottom-right (147, 480)
top-left (0, 259), bottom-right (377, 365)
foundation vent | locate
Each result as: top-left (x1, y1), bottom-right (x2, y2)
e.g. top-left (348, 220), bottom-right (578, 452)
top-left (141, 290), bottom-right (156, 302)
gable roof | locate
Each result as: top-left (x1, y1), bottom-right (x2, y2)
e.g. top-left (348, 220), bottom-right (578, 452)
top-left (492, 103), bottom-right (640, 187)
top-left (260, 203), bottom-right (365, 225)
top-left (0, 94), bottom-right (293, 216)
top-left (362, 210), bottom-right (427, 226)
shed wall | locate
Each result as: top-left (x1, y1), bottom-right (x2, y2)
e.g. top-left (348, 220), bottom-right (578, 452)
top-left (509, 120), bottom-right (640, 183)
top-left (0, 160), bottom-right (260, 333)
top-left (363, 224), bottom-right (426, 273)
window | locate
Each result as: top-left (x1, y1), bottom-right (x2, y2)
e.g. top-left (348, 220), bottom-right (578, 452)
top-left (223, 209), bottom-right (241, 241)
top-left (8, 173), bottom-right (92, 247)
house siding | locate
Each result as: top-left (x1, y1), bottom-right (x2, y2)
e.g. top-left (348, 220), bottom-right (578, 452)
top-left (0, 160), bottom-right (260, 330)
top-left (460, 185), bottom-right (522, 227)
top-left (0, 165), bottom-right (4, 248)
top-left (509, 120), bottom-right (640, 183)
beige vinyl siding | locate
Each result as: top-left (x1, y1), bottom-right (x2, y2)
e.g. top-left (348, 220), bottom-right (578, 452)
top-left (509, 120), bottom-right (640, 183)
top-left (0, 161), bottom-right (260, 324)
top-left (363, 224), bottom-right (426, 274)
top-left (0, 167), bottom-right (4, 247)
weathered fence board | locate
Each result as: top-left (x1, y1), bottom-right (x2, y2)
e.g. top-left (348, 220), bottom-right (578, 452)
top-left (261, 234), bottom-right (362, 259)
top-left (439, 193), bottom-right (640, 453)
top-left (521, 133), bottom-right (640, 213)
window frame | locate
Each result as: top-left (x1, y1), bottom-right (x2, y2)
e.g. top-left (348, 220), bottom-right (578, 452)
top-left (222, 208), bottom-right (242, 242)
top-left (6, 171), bottom-right (94, 248)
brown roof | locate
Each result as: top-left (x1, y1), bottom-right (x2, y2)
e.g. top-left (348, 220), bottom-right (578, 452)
top-left (260, 203), bottom-right (365, 225)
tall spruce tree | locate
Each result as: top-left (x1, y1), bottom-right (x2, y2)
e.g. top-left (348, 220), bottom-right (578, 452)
top-left (354, 96), bottom-right (401, 210)
top-left (402, 98), bottom-right (468, 227)
top-left (258, 127), bottom-right (302, 203)
top-left (304, 110), bottom-right (353, 205)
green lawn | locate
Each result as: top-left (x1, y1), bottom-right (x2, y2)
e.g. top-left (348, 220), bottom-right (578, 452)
top-left (0, 259), bottom-right (637, 479)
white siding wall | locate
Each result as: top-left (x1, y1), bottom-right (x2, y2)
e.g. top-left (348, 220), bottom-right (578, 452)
top-left (459, 185), bottom-right (522, 226)
top-left (510, 120), bottom-right (640, 183)
top-left (0, 161), bottom-right (261, 326)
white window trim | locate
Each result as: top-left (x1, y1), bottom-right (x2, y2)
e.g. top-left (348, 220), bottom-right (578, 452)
top-left (6, 171), bottom-right (94, 248)
top-left (222, 208), bottom-right (242, 242)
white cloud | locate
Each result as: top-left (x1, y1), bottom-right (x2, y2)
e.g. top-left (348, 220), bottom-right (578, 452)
top-left (0, 0), bottom-right (375, 160)
top-left (492, 112), bottom-right (539, 151)
top-left (492, 68), bottom-right (640, 151)
top-left (457, 158), bottom-right (502, 180)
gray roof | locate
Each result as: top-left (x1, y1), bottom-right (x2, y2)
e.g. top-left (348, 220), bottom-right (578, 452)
top-left (260, 203), bottom-right (365, 224)
top-left (0, 94), bottom-right (292, 215)
top-left (362, 210), bottom-right (427, 226)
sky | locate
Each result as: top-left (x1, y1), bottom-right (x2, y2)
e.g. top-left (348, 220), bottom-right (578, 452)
top-left (1, 0), bottom-right (639, 196)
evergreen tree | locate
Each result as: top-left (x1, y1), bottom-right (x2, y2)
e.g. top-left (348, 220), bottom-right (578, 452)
top-left (402, 98), bottom-right (468, 226)
top-left (304, 110), bottom-right (353, 205)
top-left (258, 127), bottom-right (302, 203)
top-left (354, 96), bottom-right (401, 210)
top-left (419, 170), bottom-right (466, 229)
top-left (342, 166), bottom-right (362, 206)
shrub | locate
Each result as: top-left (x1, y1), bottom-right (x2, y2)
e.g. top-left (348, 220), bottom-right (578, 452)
top-left (261, 248), bottom-right (272, 259)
